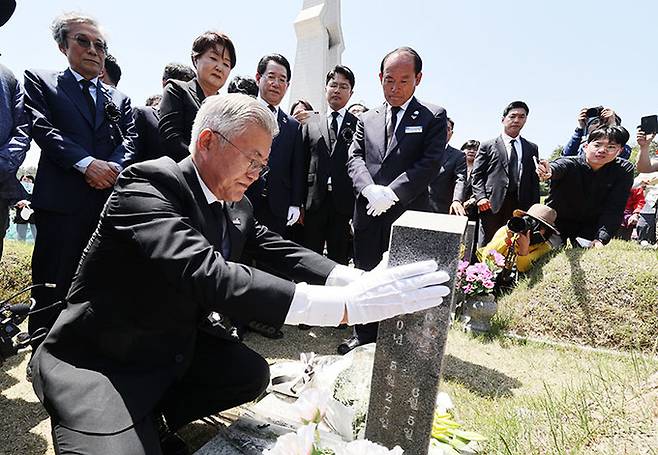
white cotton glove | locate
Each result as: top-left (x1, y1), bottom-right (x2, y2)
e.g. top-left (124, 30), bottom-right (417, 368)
top-left (362, 184), bottom-right (399, 217)
top-left (286, 260), bottom-right (450, 326)
top-left (287, 206), bottom-right (301, 226)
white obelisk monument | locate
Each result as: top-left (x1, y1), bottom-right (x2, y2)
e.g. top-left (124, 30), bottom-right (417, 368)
top-left (289, 0), bottom-right (344, 113)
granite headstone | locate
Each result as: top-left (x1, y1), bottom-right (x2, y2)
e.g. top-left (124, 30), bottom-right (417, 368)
top-left (364, 211), bottom-right (467, 454)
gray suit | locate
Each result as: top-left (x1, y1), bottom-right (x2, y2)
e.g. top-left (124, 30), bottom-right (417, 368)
top-left (428, 144), bottom-right (466, 214)
top-left (471, 135), bottom-right (540, 243)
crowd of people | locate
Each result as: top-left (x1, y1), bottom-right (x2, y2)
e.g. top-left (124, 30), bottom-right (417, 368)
top-left (1, 5), bottom-right (657, 454)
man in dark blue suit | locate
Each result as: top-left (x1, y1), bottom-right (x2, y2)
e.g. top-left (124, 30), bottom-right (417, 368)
top-left (24, 13), bottom-right (136, 341)
top-left (246, 54), bottom-right (304, 236)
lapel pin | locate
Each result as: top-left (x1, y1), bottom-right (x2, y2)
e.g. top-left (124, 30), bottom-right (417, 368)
top-left (232, 218), bottom-right (241, 225)
top-left (410, 110), bottom-right (419, 120)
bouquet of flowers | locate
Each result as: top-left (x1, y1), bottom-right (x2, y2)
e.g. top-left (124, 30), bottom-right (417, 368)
top-left (456, 250), bottom-right (505, 297)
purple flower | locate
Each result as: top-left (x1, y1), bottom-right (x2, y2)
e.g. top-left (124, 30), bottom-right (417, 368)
top-left (458, 261), bottom-right (469, 273)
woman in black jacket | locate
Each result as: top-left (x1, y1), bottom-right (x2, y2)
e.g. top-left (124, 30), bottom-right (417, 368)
top-left (159, 31), bottom-right (236, 161)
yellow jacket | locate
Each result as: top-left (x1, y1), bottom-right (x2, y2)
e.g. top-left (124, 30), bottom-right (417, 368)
top-left (477, 226), bottom-right (552, 273)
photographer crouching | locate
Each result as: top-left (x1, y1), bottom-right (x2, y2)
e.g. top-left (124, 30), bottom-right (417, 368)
top-left (478, 203), bottom-right (561, 273)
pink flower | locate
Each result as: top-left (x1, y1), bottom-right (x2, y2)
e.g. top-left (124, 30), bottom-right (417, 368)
top-left (483, 280), bottom-right (495, 289)
top-left (458, 260), bottom-right (469, 273)
top-left (463, 284), bottom-right (473, 294)
top-left (488, 250), bottom-right (506, 268)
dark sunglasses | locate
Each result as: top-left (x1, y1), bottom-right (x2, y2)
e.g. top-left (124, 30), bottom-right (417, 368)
top-left (70, 35), bottom-right (107, 54)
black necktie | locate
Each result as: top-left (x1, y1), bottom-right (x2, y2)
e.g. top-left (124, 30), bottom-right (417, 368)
top-left (386, 106), bottom-right (401, 148)
top-left (330, 111), bottom-right (339, 136)
top-left (79, 79), bottom-right (96, 122)
top-left (268, 104), bottom-right (276, 114)
top-left (210, 201), bottom-right (231, 258)
top-left (509, 139), bottom-right (520, 191)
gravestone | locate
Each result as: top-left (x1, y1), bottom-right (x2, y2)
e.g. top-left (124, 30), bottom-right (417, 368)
top-left (364, 211), bottom-right (467, 454)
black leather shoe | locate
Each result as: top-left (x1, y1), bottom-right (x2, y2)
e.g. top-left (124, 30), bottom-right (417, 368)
top-left (297, 324), bottom-right (312, 330)
top-left (337, 336), bottom-right (365, 355)
top-left (248, 321), bottom-right (284, 339)
top-left (160, 432), bottom-right (189, 455)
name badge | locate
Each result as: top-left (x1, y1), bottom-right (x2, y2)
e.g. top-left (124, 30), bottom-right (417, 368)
top-left (405, 126), bottom-right (423, 134)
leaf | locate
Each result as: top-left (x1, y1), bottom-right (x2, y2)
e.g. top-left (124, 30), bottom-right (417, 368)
top-left (433, 441), bottom-right (461, 455)
top-left (451, 429), bottom-right (487, 441)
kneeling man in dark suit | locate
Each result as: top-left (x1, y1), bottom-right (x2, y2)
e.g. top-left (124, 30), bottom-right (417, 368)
top-left (30, 93), bottom-right (451, 454)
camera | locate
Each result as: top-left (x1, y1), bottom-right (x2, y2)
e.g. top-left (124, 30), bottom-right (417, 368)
top-left (586, 106), bottom-right (604, 119)
top-left (507, 215), bottom-right (539, 233)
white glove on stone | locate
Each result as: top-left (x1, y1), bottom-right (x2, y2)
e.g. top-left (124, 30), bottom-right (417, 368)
top-left (286, 260), bottom-right (450, 326)
top-left (287, 206), bottom-right (301, 226)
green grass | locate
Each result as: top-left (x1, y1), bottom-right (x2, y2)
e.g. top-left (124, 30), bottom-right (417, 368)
top-left (495, 240), bottom-right (658, 352)
top-left (441, 329), bottom-right (658, 454)
top-left (0, 240), bottom-right (33, 301)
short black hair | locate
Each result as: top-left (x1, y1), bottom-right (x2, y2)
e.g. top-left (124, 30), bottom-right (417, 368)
top-left (227, 75), bottom-right (259, 97)
top-left (503, 101), bottom-right (529, 117)
top-left (380, 46), bottom-right (422, 75)
top-left (257, 54), bottom-right (291, 82)
top-left (290, 99), bottom-right (314, 116)
top-left (587, 125), bottom-right (630, 146)
top-left (191, 31), bottom-right (236, 69)
top-left (325, 65), bottom-right (355, 89)
top-left (447, 117), bottom-right (454, 129)
top-left (145, 94), bottom-right (162, 107)
top-left (461, 140), bottom-right (480, 150)
top-left (103, 55), bottom-right (121, 85)
top-left (162, 63), bottom-right (195, 83)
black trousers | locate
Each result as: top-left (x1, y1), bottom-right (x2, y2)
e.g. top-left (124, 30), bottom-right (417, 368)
top-left (51, 333), bottom-right (270, 454)
top-left (29, 208), bottom-right (103, 343)
top-left (352, 221), bottom-right (391, 343)
top-left (479, 192), bottom-right (519, 246)
top-left (302, 192), bottom-right (351, 265)
top-left (250, 195), bottom-right (287, 237)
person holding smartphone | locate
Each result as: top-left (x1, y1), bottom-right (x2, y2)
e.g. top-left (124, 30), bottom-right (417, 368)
top-left (562, 106), bottom-right (632, 160)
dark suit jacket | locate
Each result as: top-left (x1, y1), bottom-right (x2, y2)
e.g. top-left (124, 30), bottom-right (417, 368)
top-left (159, 78), bottom-right (205, 161)
top-left (428, 145), bottom-right (467, 214)
top-left (302, 111), bottom-right (357, 216)
top-left (246, 108), bottom-right (304, 219)
top-left (30, 156), bottom-right (335, 434)
top-left (471, 135), bottom-right (540, 213)
top-left (23, 68), bottom-right (136, 214)
top-left (347, 97), bottom-right (447, 232)
top-left (131, 105), bottom-right (162, 163)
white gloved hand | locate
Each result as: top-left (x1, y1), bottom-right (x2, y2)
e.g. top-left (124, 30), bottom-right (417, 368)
top-left (363, 184), bottom-right (399, 217)
top-left (287, 206), bottom-right (301, 226)
top-left (286, 260), bottom-right (450, 326)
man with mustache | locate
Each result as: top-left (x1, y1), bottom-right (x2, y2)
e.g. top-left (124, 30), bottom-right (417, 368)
top-left (23, 12), bottom-right (136, 342)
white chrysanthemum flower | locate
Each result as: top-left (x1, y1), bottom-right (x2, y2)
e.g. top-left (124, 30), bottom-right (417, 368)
top-left (263, 423), bottom-right (316, 455)
top-left (293, 387), bottom-right (331, 424)
top-left (337, 439), bottom-right (404, 455)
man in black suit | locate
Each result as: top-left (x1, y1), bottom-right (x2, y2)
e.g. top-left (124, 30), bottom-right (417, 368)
top-left (301, 65), bottom-right (357, 265)
top-left (23, 13), bottom-right (136, 339)
top-left (428, 117), bottom-right (467, 215)
top-left (471, 101), bottom-right (540, 245)
top-left (246, 54), bottom-right (304, 236)
top-left (132, 63), bottom-right (196, 163)
top-left (338, 47), bottom-right (448, 354)
top-left (29, 93), bottom-right (450, 454)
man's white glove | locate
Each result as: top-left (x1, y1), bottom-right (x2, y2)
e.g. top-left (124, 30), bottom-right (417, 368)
top-left (362, 184), bottom-right (399, 217)
top-left (287, 206), bottom-right (301, 226)
top-left (286, 260), bottom-right (450, 326)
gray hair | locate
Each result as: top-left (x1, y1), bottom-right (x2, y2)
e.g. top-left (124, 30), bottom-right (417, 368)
top-left (190, 94), bottom-right (279, 154)
top-left (51, 12), bottom-right (101, 48)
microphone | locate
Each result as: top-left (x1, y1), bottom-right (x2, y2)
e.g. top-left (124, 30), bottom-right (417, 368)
top-left (6, 303), bottom-right (30, 316)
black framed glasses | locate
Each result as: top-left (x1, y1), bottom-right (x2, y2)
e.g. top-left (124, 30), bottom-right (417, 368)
top-left (211, 130), bottom-right (269, 177)
top-left (70, 34), bottom-right (108, 54)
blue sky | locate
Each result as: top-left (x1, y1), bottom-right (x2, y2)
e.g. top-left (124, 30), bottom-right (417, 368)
top-left (1, 0), bottom-right (656, 167)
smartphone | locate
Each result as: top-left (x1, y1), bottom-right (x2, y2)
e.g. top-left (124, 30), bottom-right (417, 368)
top-left (586, 106), bottom-right (603, 118)
top-left (306, 111), bottom-right (321, 122)
top-left (640, 115), bottom-right (658, 135)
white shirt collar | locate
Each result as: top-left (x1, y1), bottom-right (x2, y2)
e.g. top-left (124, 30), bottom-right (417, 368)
top-left (387, 96), bottom-right (414, 115)
top-left (502, 131), bottom-right (521, 146)
top-left (327, 106), bottom-right (347, 120)
top-left (258, 96), bottom-right (279, 116)
top-left (191, 160), bottom-right (222, 206)
top-left (69, 68), bottom-right (99, 86)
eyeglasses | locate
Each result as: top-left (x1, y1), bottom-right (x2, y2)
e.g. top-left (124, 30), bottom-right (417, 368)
top-left (588, 142), bottom-right (621, 154)
top-left (69, 35), bottom-right (108, 54)
top-left (211, 130), bottom-right (269, 177)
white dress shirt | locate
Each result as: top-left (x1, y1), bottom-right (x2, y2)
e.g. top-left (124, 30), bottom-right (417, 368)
top-left (327, 106), bottom-right (347, 132)
top-left (501, 132), bottom-right (523, 176)
top-left (387, 96), bottom-right (414, 135)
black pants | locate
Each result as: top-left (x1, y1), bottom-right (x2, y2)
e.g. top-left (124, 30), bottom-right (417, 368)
top-left (51, 333), bottom-right (270, 454)
top-left (302, 193), bottom-right (351, 265)
top-left (352, 221), bottom-right (391, 343)
top-left (29, 208), bottom-right (103, 343)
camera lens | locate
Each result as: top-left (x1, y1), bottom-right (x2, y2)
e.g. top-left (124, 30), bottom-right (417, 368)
top-left (507, 216), bottom-right (527, 233)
